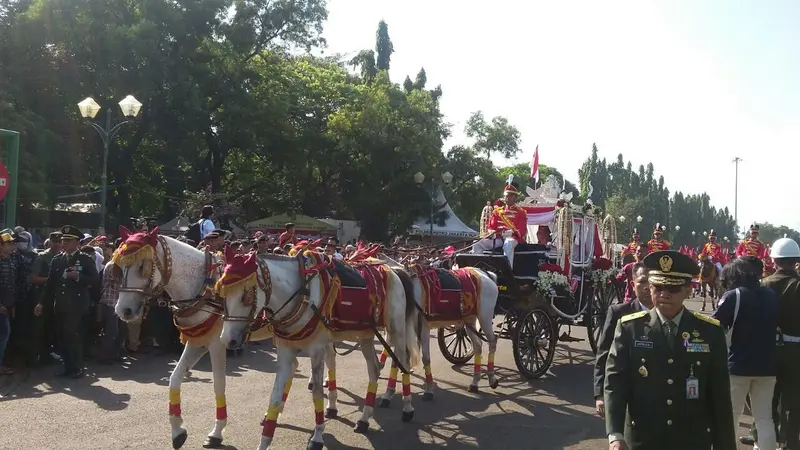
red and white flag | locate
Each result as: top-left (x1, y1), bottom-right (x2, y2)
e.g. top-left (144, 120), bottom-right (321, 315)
top-left (530, 145), bottom-right (540, 184)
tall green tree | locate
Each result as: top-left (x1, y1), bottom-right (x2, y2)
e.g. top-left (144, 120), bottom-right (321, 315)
top-left (464, 111), bottom-right (522, 159)
top-left (375, 20), bottom-right (393, 71)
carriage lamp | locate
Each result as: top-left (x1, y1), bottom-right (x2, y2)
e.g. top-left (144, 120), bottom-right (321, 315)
top-left (675, 225), bottom-right (681, 231)
top-left (77, 94), bottom-right (143, 236)
top-left (636, 215), bottom-right (643, 223)
top-left (618, 215), bottom-right (626, 222)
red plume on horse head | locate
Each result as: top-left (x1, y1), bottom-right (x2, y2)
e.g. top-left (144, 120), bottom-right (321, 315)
top-left (119, 225), bottom-right (133, 242)
top-left (224, 242), bottom-right (237, 262)
top-left (113, 225), bottom-right (158, 268)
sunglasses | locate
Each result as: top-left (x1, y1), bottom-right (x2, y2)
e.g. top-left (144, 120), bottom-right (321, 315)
top-left (651, 284), bottom-right (685, 294)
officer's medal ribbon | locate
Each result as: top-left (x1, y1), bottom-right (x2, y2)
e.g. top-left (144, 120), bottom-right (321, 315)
top-left (681, 331), bottom-right (690, 347)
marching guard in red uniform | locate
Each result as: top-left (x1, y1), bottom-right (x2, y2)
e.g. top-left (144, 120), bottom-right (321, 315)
top-left (472, 175), bottom-right (528, 268)
top-left (621, 228), bottom-right (644, 259)
top-left (699, 229), bottom-right (724, 277)
top-left (646, 223), bottom-right (671, 253)
top-left (736, 224), bottom-right (767, 259)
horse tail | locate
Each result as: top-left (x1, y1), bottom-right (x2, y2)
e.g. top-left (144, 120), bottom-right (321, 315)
top-left (395, 268), bottom-right (420, 369)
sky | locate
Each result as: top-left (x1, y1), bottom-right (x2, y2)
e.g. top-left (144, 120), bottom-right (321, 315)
top-left (321, 0), bottom-right (800, 234)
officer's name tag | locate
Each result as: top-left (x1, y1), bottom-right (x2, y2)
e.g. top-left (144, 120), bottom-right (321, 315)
top-left (686, 343), bottom-right (710, 353)
top-left (634, 340), bottom-right (654, 349)
top-left (686, 377), bottom-right (699, 399)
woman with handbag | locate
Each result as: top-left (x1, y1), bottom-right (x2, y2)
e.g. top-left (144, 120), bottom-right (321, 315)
top-left (714, 257), bottom-right (780, 450)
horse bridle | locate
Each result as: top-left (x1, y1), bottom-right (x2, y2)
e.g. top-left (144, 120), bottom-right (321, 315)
top-left (119, 236), bottom-right (223, 315)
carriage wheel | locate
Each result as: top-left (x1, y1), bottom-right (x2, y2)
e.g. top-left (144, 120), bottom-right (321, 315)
top-left (333, 341), bottom-right (360, 356)
top-left (512, 308), bottom-right (557, 379)
top-left (587, 281), bottom-right (621, 354)
top-left (437, 324), bottom-right (474, 365)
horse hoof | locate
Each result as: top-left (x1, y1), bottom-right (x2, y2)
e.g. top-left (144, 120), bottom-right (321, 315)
top-left (401, 410), bottom-right (414, 423)
top-left (354, 420), bottom-right (369, 433)
top-left (307, 441), bottom-right (324, 450)
top-left (307, 382), bottom-right (314, 391)
top-left (489, 379), bottom-right (499, 389)
top-left (172, 430), bottom-right (188, 449)
top-left (379, 398), bottom-right (391, 408)
top-left (422, 392), bottom-right (434, 401)
top-left (325, 408), bottom-right (338, 418)
top-left (468, 385), bottom-right (479, 394)
top-left (202, 436), bottom-right (223, 448)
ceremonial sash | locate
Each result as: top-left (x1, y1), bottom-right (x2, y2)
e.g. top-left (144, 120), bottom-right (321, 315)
top-left (495, 207), bottom-right (520, 237)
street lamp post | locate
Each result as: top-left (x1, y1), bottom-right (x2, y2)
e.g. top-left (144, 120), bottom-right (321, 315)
top-left (415, 171), bottom-right (453, 243)
top-left (78, 95), bottom-right (143, 234)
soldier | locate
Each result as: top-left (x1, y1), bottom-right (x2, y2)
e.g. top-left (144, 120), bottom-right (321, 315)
top-left (761, 237), bottom-right (800, 449)
top-left (646, 223), bottom-right (671, 253)
top-left (735, 224), bottom-right (767, 267)
top-left (278, 223), bottom-right (297, 248)
top-left (30, 231), bottom-right (62, 365)
top-left (604, 250), bottom-right (735, 450)
top-left (471, 175), bottom-right (528, 268)
top-left (595, 261), bottom-right (652, 417)
top-left (34, 225), bottom-right (99, 378)
top-left (699, 230), bottom-right (724, 279)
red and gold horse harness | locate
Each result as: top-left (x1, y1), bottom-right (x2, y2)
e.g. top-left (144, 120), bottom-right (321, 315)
top-left (218, 251), bottom-right (396, 349)
top-left (113, 228), bottom-right (225, 346)
top-left (408, 264), bottom-right (483, 329)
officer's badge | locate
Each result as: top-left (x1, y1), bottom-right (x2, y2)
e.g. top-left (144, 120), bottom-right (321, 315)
top-left (659, 255), bottom-right (673, 272)
top-left (638, 365), bottom-right (649, 378)
top-left (681, 332), bottom-right (690, 340)
top-left (691, 330), bottom-right (700, 338)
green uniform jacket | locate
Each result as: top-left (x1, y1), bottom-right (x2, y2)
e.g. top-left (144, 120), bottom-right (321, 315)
top-left (604, 308), bottom-right (736, 450)
top-left (39, 251), bottom-right (99, 314)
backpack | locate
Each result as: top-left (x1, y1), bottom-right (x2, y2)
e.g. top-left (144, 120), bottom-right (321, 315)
top-left (185, 218), bottom-right (207, 243)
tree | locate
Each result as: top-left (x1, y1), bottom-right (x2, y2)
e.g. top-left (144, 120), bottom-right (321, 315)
top-left (753, 223), bottom-right (800, 245)
top-left (375, 20), bottom-right (393, 71)
top-left (496, 163), bottom-right (579, 199)
top-left (464, 111), bottom-right (522, 159)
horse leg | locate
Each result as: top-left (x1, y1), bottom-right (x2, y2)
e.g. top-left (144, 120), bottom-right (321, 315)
top-left (258, 346), bottom-right (297, 450)
top-left (307, 348), bottom-right (326, 450)
top-left (478, 312), bottom-right (499, 390)
top-left (378, 347), bottom-right (389, 371)
top-left (465, 319), bottom-right (484, 393)
top-left (203, 339), bottom-right (227, 449)
top-left (379, 360), bottom-right (398, 408)
top-left (354, 337), bottom-right (380, 433)
top-left (421, 320), bottom-right (436, 401)
top-left (308, 343), bottom-right (333, 391)
top-left (323, 343), bottom-right (338, 418)
top-left (169, 343), bottom-right (207, 449)
top-left (701, 284), bottom-right (707, 311)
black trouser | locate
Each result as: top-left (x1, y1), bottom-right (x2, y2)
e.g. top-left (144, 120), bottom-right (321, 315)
top-left (56, 310), bottom-right (85, 373)
top-left (147, 305), bottom-right (180, 350)
top-left (99, 304), bottom-right (126, 359)
top-left (779, 342), bottom-right (800, 449)
top-left (9, 300), bottom-right (36, 364)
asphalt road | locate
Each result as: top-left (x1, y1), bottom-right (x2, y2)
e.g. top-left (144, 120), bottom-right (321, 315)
top-left (0, 297), bottom-right (752, 450)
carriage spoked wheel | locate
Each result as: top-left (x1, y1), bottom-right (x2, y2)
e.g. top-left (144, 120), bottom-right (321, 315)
top-left (512, 307), bottom-right (557, 379)
top-left (437, 324), bottom-right (474, 365)
top-left (588, 281), bottom-right (621, 354)
top-left (333, 341), bottom-right (360, 356)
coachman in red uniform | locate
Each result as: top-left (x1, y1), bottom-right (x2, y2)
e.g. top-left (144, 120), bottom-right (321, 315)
top-left (646, 223), bottom-right (671, 253)
top-left (621, 228), bottom-right (644, 260)
top-left (471, 175), bottom-right (528, 268)
top-left (736, 224), bottom-right (767, 259)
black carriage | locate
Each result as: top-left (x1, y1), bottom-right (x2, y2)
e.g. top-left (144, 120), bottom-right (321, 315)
top-left (439, 214), bottom-right (622, 379)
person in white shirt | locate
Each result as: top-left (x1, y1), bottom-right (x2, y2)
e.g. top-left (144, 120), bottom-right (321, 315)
top-left (198, 205), bottom-right (216, 239)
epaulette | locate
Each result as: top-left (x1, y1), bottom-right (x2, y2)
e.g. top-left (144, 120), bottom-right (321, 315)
top-left (620, 310), bottom-right (648, 323)
top-left (692, 311), bottom-right (720, 326)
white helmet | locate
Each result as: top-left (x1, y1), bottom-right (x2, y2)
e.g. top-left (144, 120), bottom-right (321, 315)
top-left (770, 238), bottom-right (800, 258)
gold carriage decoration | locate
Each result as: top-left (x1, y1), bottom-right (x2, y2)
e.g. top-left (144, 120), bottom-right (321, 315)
top-left (598, 214), bottom-right (618, 260)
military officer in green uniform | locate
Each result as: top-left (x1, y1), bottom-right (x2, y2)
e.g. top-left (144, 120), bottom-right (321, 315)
top-left (34, 225), bottom-right (99, 378)
top-left (604, 250), bottom-right (736, 450)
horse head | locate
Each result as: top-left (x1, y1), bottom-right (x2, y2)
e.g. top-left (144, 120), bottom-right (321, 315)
top-left (218, 248), bottom-right (264, 349)
top-left (114, 226), bottom-right (162, 321)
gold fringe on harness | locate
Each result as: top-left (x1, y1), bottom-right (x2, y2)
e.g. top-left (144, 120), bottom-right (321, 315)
top-left (214, 272), bottom-right (257, 298)
top-left (178, 318), bottom-right (223, 347)
top-left (112, 243), bottom-right (155, 269)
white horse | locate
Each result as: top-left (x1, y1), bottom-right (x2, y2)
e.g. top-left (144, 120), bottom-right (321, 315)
top-left (218, 250), bottom-right (418, 450)
top-left (113, 228), bottom-right (231, 449)
top-left (378, 254), bottom-right (499, 397)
